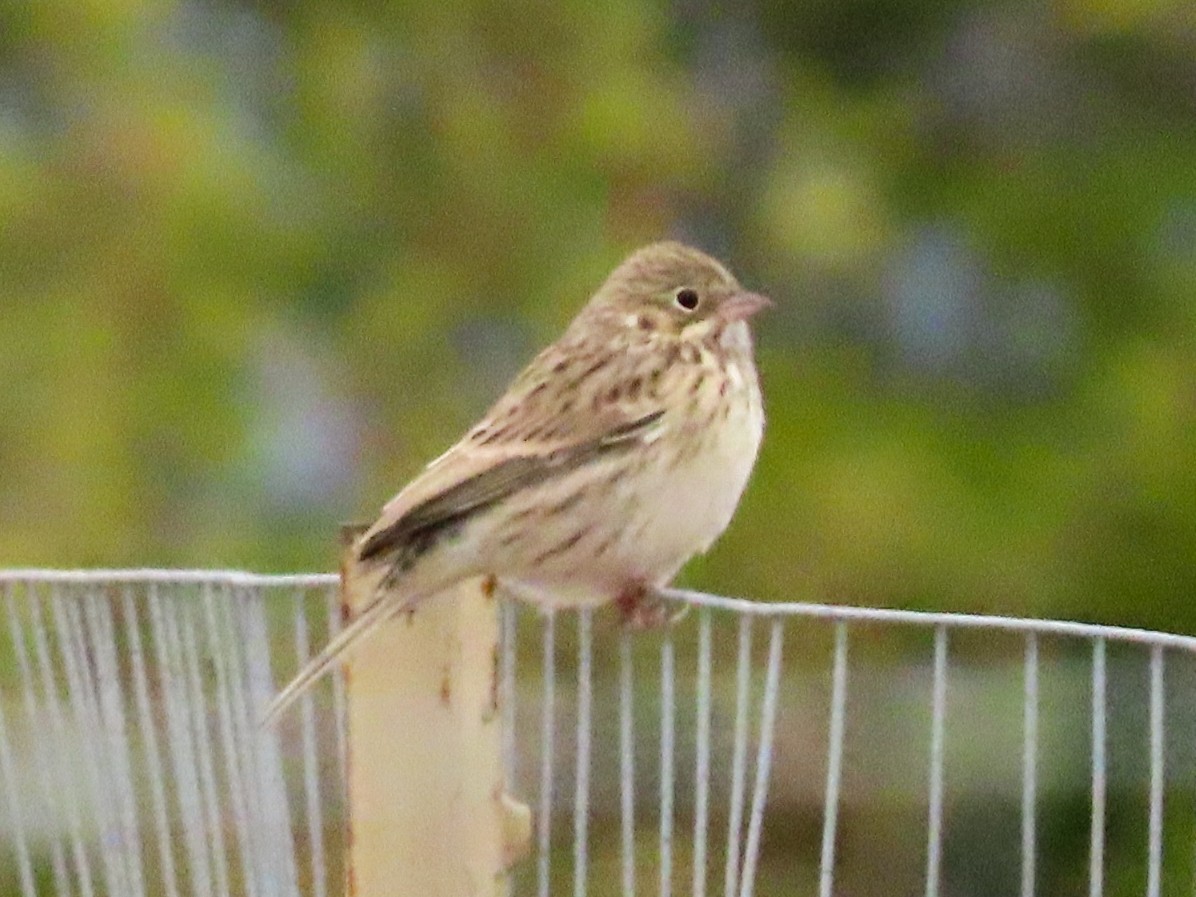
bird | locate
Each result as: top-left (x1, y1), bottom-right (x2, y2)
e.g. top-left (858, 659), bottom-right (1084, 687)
top-left (264, 241), bottom-right (769, 724)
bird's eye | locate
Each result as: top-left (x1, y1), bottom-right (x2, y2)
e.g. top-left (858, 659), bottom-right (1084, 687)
top-left (674, 288), bottom-right (700, 311)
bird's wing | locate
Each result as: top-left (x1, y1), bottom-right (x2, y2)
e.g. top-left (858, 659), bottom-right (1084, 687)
top-left (262, 349), bottom-right (668, 727)
top-left (261, 405), bottom-right (665, 726)
top-left (357, 406), bottom-right (665, 563)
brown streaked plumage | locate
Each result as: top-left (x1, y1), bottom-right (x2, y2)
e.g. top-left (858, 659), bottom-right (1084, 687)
top-left (264, 241), bottom-right (769, 724)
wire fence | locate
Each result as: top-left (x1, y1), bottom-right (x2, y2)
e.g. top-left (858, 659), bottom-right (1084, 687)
top-left (1, 570), bottom-right (1195, 897)
top-left (0, 571), bottom-right (343, 897)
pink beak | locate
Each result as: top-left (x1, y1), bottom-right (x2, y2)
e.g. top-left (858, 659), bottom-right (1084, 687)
top-left (719, 291), bottom-right (773, 322)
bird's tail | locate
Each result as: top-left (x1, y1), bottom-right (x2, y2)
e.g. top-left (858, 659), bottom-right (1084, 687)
top-left (261, 587), bottom-right (422, 727)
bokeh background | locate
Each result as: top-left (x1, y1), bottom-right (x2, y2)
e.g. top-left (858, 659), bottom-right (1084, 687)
top-left (1, 0), bottom-right (1195, 894)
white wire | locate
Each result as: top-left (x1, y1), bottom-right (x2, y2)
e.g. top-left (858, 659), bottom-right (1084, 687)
top-left (5, 582), bottom-right (71, 895)
top-left (693, 609), bottom-right (713, 897)
top-left (0, 672), bottom-right (35, 897)
top-left (126, 584), bottom-right (180, 897)
top-left (0, 584), bottom-right (36, 897)
top-left (925, 626), bottom-right (948, 897)
top-left (295, 601), bottom-right (328, 897)
top-left (223, 588), bottom-right (270, 897)
top-left (661, 588), bottom-right (1196, 653)
top-left (173, 598), bottom-right (215, 897)
top-left (1021, 634), bottom-right (1038, 897)
top-left (181, 597), bottom-right (231, 897)
top-left (620, 630), bottom-right (636, 897)
top-left (14, 570), bottom-right (1196, 650)
top-left (819, 622), bottom-right (849, 897)
top-left (31, 583), bottom-right (97, 897)
top-left (150, 584), bottom-right (212, 897)
top-left (1089, 638), bottom-right (1106, 897)
top-left (660, 633), bottom-right (676, 897)
top-left (738, 620), bottom-right (784, 897)
top-left (325, 584), bottom-right (348, 808)
top-left (538, 610), bottom-right (556, 897)
top-left (244, 587), bottom-right (301, 897)
top-left (53, 589), bottom-right (127, 897)
top-left (724, 615), bottom-right (754, 897)
top-left (7, 568), bottom-right (1196, 650)
top-left (1147, 645), bottom-right (1164, 897)
top-left (186, 598), bottom-right (233, 897)
top-left (575, 608), bottom-right (593, 897)
top-left (0, 569), bottom-right (338, 588)
top-left (240, 589), bottom-right (281, 897)
top-left (87, 589), bottom-right (145, 897)
top-left (235, 590), bottom-right (275, 897)
top-left (201, 584), bottom-right (259, 897)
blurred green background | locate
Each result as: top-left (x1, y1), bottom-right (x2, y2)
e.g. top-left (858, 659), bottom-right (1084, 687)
top-left (1, 2), bottom-right (1196, 894)
top-left (2, 0), bottom-right (1195, 631)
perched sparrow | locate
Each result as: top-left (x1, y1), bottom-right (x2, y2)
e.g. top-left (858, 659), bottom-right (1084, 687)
top-left (265, 241), bottom-right (768, 723)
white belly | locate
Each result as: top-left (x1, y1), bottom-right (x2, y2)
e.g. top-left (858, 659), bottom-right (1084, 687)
top-left (504, 355), bottom-right (764, 607)
top-left (631, 366), bottom-right (764, 576)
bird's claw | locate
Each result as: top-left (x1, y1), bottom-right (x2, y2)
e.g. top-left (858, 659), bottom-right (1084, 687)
top-left (616, 585), bottom-right (688, 630)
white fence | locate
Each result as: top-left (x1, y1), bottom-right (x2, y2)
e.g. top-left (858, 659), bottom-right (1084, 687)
top-left (1, 570), bottom-right (1195, 897)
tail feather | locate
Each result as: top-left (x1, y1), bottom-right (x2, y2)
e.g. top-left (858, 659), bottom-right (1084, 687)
top-left (262, 589), bottom-right (419, 727)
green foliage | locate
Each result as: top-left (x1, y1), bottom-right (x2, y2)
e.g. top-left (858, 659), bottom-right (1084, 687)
top-left (0, 1), bottom-right (1193, 623)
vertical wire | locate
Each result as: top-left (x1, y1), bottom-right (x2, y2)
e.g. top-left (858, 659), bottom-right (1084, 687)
top-left (925, 626), bottom-right (948, 897)
top-left (538, 610), bottom-right (557, 897)
top-left (574, 608), bottom-right (593, 897)
top-left (150, 583), bottom-right (213, 897)
top-left (326, 584), bottom-right (348, 806)
top-left (1146, 645), bottom-right (1164, 897)
top-left (259, 588), bottom-right (300, 897)
top-left (0, 595), bottom-right (37, 897)
top-left (1021, 634), bottom-right (1039, 897)
top-left (819, 623), bottom-right (849, 897)
top-left (237, 587), bottom-right (278, 897)
top-left (30, 582), bottom-right (96, 897)
top-left (53, 588), bottom-right (127, 897)
top-left (723, 615), bottom-right (754, 897)
top-left (620, 629), bottom-right (636, 897)
top-left (660, 632), bottom-right (676, 897)
top-left (125, 584), bottom-right (180, 897)
top-left (6, 582), bottom-right (71, 896)
top-left (201, 583), bottom-right (259, 897)
top-left (87, 589), bottom-right (146, 897)
top-left (78, 590), bottom-right (138, 897)
top-left (738, 619), bottom-right (784, 897)
top-left (181, 598), bottom-right (231, 897)
top-left (244, 585), bottom-right (301, 897)
top-left (693, 609), bottom-right (713, 897)
top-left (233, 587), bottom-right (277, 897)
top-left (1089, 638), bottom-right (1106, 897)
top-left (167, 591), bottom-right (217, 897)
top-left (295, 598), bottom-right (328, 897)
top-left (220, 587), bottom-right (269, 897)
top-left (0, 696), bottom-right (35, 897)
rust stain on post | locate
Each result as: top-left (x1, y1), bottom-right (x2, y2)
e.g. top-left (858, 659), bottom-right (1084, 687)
top-left (340, 526), bottom-right (531, 897)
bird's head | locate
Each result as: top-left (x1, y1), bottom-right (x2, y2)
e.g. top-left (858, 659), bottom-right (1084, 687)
top-left (579, 242), bottom-right (771, 344)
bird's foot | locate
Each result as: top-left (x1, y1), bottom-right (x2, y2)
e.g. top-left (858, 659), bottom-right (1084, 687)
top-left (616, 583), bottom-right (688, 630)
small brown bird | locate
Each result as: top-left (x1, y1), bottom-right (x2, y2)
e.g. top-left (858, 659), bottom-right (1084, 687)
top-left (265, 241), bottom-right (768, 723)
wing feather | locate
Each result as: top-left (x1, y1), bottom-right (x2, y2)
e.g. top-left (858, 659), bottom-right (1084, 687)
top-left (356, 408), bottom-right (664, 563)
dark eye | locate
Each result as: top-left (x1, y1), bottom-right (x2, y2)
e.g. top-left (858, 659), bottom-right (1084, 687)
top-left (674, 288), bottom-right (700, 311)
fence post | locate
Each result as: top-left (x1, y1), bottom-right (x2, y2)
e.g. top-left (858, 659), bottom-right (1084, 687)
top-left (340, 527), bottom-right (531, 896)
